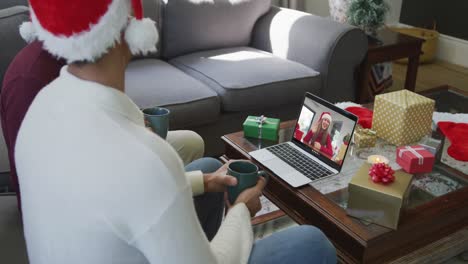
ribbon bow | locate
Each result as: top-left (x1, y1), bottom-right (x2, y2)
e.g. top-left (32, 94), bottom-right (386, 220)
top-left (247, 115), bottom-right (272, 139)
top-left (399, 146), bottom-right (425, 165)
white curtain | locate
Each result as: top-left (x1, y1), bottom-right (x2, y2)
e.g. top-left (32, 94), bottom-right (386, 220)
top-left (274, 0), bottom-right (306, 11)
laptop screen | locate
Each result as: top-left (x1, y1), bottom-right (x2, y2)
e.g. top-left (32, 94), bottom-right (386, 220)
top-left (291, 93), bottom-right (358, 171)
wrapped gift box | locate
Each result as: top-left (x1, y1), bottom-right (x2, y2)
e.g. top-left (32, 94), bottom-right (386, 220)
top-left (372, 90), bottom-right (435, 146)
top-left (347, 163), bottom-right (413, 230)
top-left (353, 126), bottom-right (377, 148)
top-left (396, 145), bottom-right (435, 174)
top-left (243, 116), bottom-right (280, 141)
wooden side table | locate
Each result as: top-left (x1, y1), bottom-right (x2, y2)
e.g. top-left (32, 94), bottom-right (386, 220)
top-left (357, 29), bottom-right (424, 103)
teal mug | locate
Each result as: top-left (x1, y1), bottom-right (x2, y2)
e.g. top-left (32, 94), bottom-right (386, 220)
top-left (227, 161), bottom-right (266, 204)
top-left (142, 107), bottom-right (170, 139)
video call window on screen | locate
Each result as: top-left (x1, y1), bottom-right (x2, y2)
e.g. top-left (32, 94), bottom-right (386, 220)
top-left (294, 98), bottom-right (355, 166)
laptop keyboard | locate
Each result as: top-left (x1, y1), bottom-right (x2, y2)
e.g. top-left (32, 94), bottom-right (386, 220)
top-left (267, 143), bottom-right (334, 180)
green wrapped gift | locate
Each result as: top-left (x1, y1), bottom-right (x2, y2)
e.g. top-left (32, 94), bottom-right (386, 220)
top-left (243, 115), bottom-right (280, 141)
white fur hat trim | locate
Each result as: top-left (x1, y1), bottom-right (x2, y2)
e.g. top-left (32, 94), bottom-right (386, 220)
top-left (19, 21), bottom-right (36, 43)
top-left (125, 17), bottom-right (159, 56)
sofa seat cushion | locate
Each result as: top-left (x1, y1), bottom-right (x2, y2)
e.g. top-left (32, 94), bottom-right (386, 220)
top-left (125, 59), bottom-right (220, 128)
top-left (170, 47), bottom-right (321, 112)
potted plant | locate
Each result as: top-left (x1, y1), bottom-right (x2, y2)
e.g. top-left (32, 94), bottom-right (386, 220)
top-left (343, 133), bottom-right (352, 145)
top-left (346, 0), bottom-right (389, 37)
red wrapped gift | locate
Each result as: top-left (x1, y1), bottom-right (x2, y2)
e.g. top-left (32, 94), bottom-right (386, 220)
top-left (396, 145), bottom-right (435, 174)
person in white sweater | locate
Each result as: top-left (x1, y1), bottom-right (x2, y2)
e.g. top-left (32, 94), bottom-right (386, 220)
top-left (15, 0), bottom-right (337, 263)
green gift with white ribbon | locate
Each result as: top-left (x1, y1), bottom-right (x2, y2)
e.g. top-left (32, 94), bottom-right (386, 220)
top-left (243, 115), bottom-right (280, 141)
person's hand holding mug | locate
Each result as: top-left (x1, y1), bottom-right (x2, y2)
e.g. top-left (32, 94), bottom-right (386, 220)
top-left (224, 161), bottom-right (268, 217)
top-left (233, 176), bottom-right (267, 217)
top-left (142, 107), bottom-right (170, 139)
top-left (203, 161), bottom-right (238, 193)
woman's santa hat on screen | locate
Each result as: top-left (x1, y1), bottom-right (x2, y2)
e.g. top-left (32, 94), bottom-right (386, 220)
top-left (19, 0), bottom-right (159, 63)
top-left (320, 112), bottom-right (332, 123)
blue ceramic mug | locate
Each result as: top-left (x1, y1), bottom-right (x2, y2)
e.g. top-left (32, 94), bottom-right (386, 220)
top-left (142, 107), bottom-right (170, 139)
top-left (227, 161), bottom-right (266, 204)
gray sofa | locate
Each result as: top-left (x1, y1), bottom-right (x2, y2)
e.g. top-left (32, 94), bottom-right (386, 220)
top-left (0, 1), bottom-right (366, 262)
top-left (1, 0), bottom-right (367, 159)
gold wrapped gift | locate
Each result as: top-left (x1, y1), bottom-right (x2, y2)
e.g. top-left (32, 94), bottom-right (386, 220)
top-left (353, 126), bottom-right (377, 148)
top-left (372, 90), bottom-right (435, 146)
top-left (347, 164), bottom-right (413, 230)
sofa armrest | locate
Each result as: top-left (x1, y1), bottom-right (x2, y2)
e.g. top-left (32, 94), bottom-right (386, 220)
top-left (0, 6), bottom-right (29, 89)
top-left (251, 6), bottom-right (367, 102)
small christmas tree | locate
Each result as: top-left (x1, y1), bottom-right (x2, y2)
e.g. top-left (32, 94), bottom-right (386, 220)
top-left (343, 133), bottom-right (352, 145)
top-left (347, 0), bottom-right (389, 35)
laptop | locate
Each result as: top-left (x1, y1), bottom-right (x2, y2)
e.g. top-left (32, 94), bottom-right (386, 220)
top-left (250, 92), bottom-right (358, 187)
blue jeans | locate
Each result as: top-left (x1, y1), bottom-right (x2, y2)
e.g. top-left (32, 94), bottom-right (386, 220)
top-left (185, 158), bottom-right (225, 241)
top-left (186, 158), bottom-right (337, 264)
top-left (248, 225), bottom-right (337, 264)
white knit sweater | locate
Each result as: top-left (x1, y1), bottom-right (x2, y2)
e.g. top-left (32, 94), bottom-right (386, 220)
top-left (15, 67), bottom-right (253, 264)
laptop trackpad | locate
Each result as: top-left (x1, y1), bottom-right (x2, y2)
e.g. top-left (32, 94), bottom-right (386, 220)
top-left (250, 149), bottom-right (276, 162)
top-left (263, 159), bottom-right (292, 174)
top-left (263, 159), bottom-right (311, 187)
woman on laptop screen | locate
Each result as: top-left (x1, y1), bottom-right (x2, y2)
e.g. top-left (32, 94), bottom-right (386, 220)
top-left (303, 112), bottom-right (334, 157)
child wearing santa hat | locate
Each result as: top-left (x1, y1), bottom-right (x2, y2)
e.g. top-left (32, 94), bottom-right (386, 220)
top-left (14, 1), bottom-right (336, 264)
top-left (303, 112), bottom-right (334, 157)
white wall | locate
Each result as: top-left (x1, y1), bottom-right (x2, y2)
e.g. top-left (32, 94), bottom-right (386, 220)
top-left (305, 0), bottom-right (403, 25)
top-left (305, 0), bottom-right (330, 17)
top-left (436, 34), bottom-right (468, 68)
top-left (385, 0), bottom-right (402, 25)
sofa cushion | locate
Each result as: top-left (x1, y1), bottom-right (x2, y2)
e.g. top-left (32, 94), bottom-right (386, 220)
top-left (125, 59), bottom-right (220, 128)
top-left (161, 0), bottom-right (271, 59)
top-left (170, 47), bottom-right (321, 112)
top-left (0, 0), bottom-right (27, 10)
top-left (0, 6), bottom-right (29, 88)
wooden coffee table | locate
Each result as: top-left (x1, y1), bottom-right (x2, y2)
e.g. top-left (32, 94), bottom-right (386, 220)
top-left (419, 85), bottom-right (468, 113)
top-left (221, 93), bottom-right (468, 263)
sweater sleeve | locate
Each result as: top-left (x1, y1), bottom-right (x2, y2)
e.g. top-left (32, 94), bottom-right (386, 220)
top-left (186, 170), bottom-right (204, 196)
top-left (210, 203), bottom-right (253, 264)
top-left (131, 186), bottom-right (253, 264)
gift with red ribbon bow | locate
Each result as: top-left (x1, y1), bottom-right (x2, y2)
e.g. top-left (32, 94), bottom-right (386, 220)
top-left (369, 163), bottom-right (395, 184)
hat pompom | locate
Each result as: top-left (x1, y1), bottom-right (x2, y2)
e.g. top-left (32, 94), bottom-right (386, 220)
top-left (19, 21), bottom-right (36, 43)
top-left (125, 17), bottom-right (158, 56)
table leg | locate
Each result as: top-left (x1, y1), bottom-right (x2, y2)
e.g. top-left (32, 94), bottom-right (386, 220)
top-left (405, 54), bottom-right (420, 91)
top-left (357, 60), bottom-right (372, 103)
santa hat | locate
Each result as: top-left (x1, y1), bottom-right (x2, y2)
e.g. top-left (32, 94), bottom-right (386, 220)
top-left (320, 112), bottom-right (332, 123)
top-left (19, 0), bottom-right (159, 63)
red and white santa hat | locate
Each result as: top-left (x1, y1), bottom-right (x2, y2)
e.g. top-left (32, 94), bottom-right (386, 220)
top-left (19, 0), bottom-right (159, 63)
top-left (320, 112), bottom-right (332, 122)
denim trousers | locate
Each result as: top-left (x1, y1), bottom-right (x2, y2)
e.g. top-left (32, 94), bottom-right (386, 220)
top-left (185, 158), bottom-right (337, 264)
